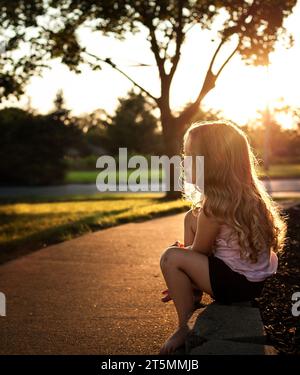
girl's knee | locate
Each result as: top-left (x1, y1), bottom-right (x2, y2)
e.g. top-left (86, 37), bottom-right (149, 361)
top-left (160, 247), bottom-right (181, 270)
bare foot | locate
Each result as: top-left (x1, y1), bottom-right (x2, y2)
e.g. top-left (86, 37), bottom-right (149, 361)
top-left (159, 325), bottom-right (191, 355)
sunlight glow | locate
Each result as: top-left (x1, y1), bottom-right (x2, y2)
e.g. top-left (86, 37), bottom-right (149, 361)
top-left (3, 3), bottom-right (300, 128)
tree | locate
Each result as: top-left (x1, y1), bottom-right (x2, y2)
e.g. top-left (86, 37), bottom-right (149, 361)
top-left (182, 103), bottom-right (223, 123)
top-left (53, 89), bottom-right (65, 112)
top-left (0, 0), bottom-right (297, 196)
top-left (0, 107), bottom-right (83, 185)
top-left (50, 89), bottom-right (71, 124)
top-left (246, 102), bottom-right (300, 165)
top-left (75, 109), bottom-right (110, 154)
top-left (107, 90), bottom-right (163, 155)
top-left (0, 0), bottom-right (47, 99)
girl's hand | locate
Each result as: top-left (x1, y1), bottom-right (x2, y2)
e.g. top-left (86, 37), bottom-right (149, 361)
top-left (170, 240), bottom-right (185, 248)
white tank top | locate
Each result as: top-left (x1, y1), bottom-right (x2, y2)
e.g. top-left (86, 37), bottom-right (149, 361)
top-left (212, 224), bottom-right (278, 282)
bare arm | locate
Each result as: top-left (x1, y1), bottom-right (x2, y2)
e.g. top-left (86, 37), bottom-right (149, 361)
top-left (190, 210), bottom-right (220, 255)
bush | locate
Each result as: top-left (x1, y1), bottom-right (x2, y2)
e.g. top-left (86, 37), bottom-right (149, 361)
top-left (65, 155), bottom-right (99, 171)
top-left (106, 91), bottom-right (164, 155)
top-left (0, 107), bottom-right (83, 186)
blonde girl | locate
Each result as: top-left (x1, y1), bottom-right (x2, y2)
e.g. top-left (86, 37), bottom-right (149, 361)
top-left (159, 120), bottom-right (287, 355)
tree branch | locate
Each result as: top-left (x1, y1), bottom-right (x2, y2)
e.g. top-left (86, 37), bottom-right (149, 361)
top-left (207, 38), bottom-right (226, 77)
top-left (192, 37), bottom-right (226, 106)
top-left (211, 0), bottom-right (257, 81)
top-left (139, 2), bottom-right (168, 80)
top-left (176, 36), bottom-right (239, 127)
top-left (147, 25), bottom-right (167, 80)
top-left (168, 0), bottom-right (184, 81)
top-left (84, 51), bottom-right (159, 104)
top-left (162, 26), bottom-right (174, 61)
top-left (176, 1), bottom-right (258, 126)
top-left (215, 40), bottom-right (240, 80)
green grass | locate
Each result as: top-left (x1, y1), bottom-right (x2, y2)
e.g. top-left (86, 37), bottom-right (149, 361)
top-left (257, 164), bottom-right (300, 178)
top-left (0, 192), bottom-right (299, 264)
top-left (66, 164), bottom-right (300, 184)
top-left (0, 193), bottom-right (189, 262)
top-left (65, 169), bottom-right (163, 184)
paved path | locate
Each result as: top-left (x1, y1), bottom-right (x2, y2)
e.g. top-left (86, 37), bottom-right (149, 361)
top-left (0, 212), bottom-right (209, 354)
top-left (1, 179), bottom-right (300, 198)
top-left (0, 201), bottom-right (295, 355)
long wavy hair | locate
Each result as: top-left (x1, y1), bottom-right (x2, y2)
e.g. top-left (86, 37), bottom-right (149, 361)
top-left (182, 120), bottom-right (287, 262)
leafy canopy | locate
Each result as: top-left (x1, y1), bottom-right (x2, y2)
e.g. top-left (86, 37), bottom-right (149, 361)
top-left (0, 0), bottom-right (296, 101)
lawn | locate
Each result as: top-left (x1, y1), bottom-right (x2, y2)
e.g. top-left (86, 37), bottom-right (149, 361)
top-left (65, 164), bottom-right (300, 184)
top-left (65, 169), bottom-right (163, 184)
top-left (1, 192), bottom-right (299, 265)
top-left (0, 193), bottom-right (189, 263)
top-left (258, 164), bottom-right (300, 178)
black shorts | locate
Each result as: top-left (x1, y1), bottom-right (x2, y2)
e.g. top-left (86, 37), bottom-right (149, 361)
top-left (208, 255), bottom-right (266, 305)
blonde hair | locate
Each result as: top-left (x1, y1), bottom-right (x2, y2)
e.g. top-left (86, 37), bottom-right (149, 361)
top-left (183, 120), bottom-right (287, 262)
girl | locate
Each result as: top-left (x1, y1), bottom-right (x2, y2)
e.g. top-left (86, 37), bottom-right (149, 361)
top-left (159, 120), bottom-right (287, 355)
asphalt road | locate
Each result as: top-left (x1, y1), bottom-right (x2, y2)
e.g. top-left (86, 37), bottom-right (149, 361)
top-left (0, 212), bottom-right (211, 354)
top-left (1, 179), bottom-right (300, 198)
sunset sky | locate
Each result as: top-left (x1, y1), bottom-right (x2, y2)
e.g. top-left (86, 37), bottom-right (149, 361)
top-left (4, 2), bottom-right (300, 128)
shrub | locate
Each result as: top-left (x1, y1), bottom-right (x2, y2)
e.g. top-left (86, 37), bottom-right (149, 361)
top-left (0, 107), bottom-right (82, 186)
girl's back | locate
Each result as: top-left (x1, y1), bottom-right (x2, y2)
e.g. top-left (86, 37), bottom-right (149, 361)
top-left (213, 223), bottom-right (278, 282)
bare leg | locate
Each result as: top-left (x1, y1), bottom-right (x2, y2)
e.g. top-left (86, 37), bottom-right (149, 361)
top-left (161, 285), bottom-right (203, 305)
top-left (162, 209), bottom-right (200, 303)
top-left (159, 247), bottom-right (213, 355)
top-left (184, 209), bottom-right (203, 300)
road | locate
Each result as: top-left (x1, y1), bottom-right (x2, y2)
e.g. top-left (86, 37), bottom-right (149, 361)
top-left (1, 179), bottom-right (300, 198)
top-left (0, 213), bottom-right (211, 354)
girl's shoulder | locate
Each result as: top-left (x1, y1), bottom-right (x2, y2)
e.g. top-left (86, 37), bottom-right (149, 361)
top-left (192, 207), bottom-right (230, 232)
top-left (198, 209), bottom-right (222, 232)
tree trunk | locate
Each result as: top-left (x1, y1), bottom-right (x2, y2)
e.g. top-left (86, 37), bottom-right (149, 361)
top-left (159, 75), bottom-right (209, 199)
top-left (160, 111), bottom-right (185, 200)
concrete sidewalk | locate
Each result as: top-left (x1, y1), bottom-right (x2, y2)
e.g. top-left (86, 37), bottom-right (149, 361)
top-left (0, 212), bottom-right (195, 354)
top-left (0, 201), bottom-right (294, 354)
